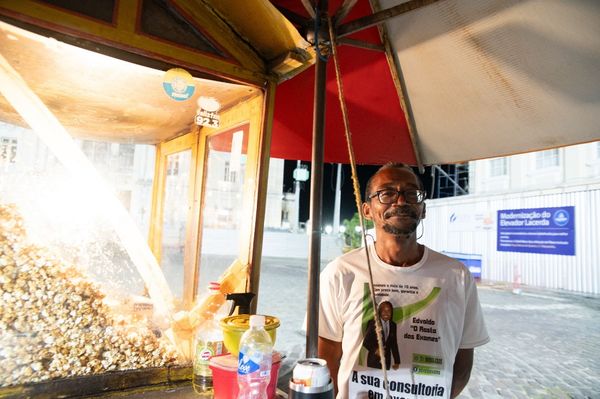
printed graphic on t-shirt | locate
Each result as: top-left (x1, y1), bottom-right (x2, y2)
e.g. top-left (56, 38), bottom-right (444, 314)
top-left (351, 282), bottom-right (449, 398)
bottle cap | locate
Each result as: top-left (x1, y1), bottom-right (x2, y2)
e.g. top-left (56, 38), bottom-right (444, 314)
top-left (249, 314), bottom-right (265, 327)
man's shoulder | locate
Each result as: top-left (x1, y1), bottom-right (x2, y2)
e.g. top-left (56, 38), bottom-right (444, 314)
top-left (331, 245), bottom-right (367, 263)
top-left (324, 246), bottom-right (367, 273)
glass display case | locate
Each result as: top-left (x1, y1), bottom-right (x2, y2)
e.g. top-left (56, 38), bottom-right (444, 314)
top-left (0, 18), bottom-right (268, 393)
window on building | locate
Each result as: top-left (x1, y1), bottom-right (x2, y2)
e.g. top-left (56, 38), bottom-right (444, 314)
top-left (0, 137), bottom-right (17, 165)
top-left (489, 158), bottom-right (507, 177)
top-left (224, 161), bottom-right (230, 181)
top-left (282, 209), bottom-right (289, 223)
top-left (81, 140), bottom-right (110, 166)
top-left (535, 149), bottom-right (559, 169)
top-left (223, 161), bottom-right (237, 183)
top-left (118, 144), bottom-right (135, 172)
top-left (167, 153), bottom-right (180, 176)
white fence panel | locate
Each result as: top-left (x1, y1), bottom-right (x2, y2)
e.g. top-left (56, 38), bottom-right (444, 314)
top-left (422, 187), bottom-right (600, 294)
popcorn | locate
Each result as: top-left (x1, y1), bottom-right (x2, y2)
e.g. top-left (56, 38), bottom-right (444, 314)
top-left (0, 204), bottom-right (179, 386)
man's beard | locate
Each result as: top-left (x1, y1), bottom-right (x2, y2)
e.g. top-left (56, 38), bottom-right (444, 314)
top-left (382, 206), bottom-right (420, 236)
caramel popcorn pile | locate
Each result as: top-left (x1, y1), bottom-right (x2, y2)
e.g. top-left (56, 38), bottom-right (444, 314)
top-left (0, 204), bottom-right (179, 386)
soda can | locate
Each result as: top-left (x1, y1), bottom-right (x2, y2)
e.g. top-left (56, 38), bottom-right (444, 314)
top-left (292, 358), bottom-right (330, 388)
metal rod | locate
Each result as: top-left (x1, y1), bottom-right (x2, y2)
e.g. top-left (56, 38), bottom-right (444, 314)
top-left (333, 0), bottom-right (359, 26)
top-left (430, 165), bottom-right (436, 199)
top-left (301, 0), bottom-right (317, 19)
top-left (306, 0), bottom-right (328, 359)
top-left (338, 37), bottom-right (385, 51)
top-left (433, 165), bottom-right (467, 195)
top-left (337, 0), bottom-right (442, 38)
top-left (370, 0), bottom-right (425, 172)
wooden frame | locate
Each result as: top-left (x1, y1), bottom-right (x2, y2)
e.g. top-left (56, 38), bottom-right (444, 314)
top-left (148, 130), bottom-right (199, 308)
top-left (193, 89), bottom-right (272, 308)
top-left (148, 87), bottom-right (272, 308)
top-left (0, 0), bottom-right (267, 84)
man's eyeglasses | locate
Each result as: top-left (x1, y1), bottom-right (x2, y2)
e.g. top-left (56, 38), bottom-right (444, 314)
top-left (368, 189), bottom-right (426, 204)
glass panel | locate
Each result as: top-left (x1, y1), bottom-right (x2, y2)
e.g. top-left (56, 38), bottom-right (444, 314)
top-left (0, 121), bottom-right (181, 387)
top-left (198, 129), bottom-right (247, 291)
top-left (0, 19), bottom-right (261, 387)
top-left (160, 150), bottom-right (192, 305)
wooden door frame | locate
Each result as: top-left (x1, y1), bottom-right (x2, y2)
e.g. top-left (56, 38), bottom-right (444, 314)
top-left (193, 87), bottom-right (274, 309)
top-left (148, 130), bottom-right (199, 309)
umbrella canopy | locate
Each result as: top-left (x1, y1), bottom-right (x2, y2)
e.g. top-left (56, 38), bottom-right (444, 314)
top-left (271, 0), bottom-right (416, 165)
top-left (269, 0), bottom-right (600, 166)
top-left (271, 0), bottom-right (417, 165)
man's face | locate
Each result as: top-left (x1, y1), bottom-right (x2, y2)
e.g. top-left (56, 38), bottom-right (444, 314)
top-left (363, 168), bottom-right (425, 237)
top-left (379, 303), bottom-right (393, 321)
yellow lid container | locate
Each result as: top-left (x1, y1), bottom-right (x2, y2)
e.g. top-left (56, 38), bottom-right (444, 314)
top-left (220, 314), bottom-right (280, 356)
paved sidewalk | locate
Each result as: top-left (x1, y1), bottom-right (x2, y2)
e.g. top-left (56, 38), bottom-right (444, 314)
top-left (459, 285), bottom-right (600, 399)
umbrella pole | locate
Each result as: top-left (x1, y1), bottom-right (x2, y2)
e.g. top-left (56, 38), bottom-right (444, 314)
top-left (306, 0), bottom-right (328, 359)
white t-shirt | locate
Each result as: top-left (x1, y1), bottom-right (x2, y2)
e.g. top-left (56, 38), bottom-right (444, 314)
top-left (319, 244), bottom-right (489, 399)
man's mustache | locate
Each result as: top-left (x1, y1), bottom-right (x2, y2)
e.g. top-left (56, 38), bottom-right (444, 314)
top-left (384, 206), bottom-right (417, 219)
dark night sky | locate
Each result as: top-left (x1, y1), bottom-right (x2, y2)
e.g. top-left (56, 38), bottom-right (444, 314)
top-left (282, 161), bottom-right (434, 225)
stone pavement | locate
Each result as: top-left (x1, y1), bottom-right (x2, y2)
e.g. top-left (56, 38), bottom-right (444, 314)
top-left (459, 285), bottom-right (600, 399)
top-left (257, 258), bottom-right (600, 399)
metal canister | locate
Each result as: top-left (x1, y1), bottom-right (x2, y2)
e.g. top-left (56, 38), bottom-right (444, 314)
top-left (289, 358), bottom-right (334, 399)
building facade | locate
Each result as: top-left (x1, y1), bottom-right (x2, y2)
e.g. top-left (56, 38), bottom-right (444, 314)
top-left (422, 142), bottom-right (600, 295)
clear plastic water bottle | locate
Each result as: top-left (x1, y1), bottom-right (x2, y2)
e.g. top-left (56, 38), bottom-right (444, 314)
top-left (193, 282), bottom-right (226, 396)
top-left (237, 315), bottom-right (273, 399)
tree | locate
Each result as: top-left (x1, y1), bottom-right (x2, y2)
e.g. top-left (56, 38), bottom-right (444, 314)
top-left (342, 212), bottom-right (374, 250)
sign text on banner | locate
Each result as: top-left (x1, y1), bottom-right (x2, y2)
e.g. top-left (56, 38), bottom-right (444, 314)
top-left (497, 206), bottom-right (575, 256)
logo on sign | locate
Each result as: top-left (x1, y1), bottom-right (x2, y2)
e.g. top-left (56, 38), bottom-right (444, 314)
top-left (553, 210), bottom-right (569, 226)
top-left (195, 110), bottom-right (220, 128)
top-left (238, 353), bottom-right (260, 375)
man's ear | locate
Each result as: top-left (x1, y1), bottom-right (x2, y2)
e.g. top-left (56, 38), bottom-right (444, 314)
top-left (362, 202), bottom-right (372, 220)
top-left (421, 202), bottom-right (427, 219)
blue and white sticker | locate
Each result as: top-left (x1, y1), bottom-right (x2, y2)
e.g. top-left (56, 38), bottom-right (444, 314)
top-left (162, 68), bottom-right (195, 101)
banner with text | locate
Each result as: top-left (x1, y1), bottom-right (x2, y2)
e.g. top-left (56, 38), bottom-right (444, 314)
top-left (497, 206), bottom-right (575, 255)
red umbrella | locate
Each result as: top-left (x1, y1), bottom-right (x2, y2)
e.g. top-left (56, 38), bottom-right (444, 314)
top-left (271, 0), bottom-right (417, 165)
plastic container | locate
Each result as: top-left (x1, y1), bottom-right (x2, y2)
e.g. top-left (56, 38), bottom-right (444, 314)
top-left (193, 282), bottom-right (227, 395)
top-left (220, 314), bottom-right (280, 356)
top-left (209, 353), bottom-right (281, 399)
top-left (237, 315), bottom-right (273, 399)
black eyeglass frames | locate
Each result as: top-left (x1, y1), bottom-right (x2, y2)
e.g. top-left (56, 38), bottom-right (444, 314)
top-left (368, 189), bottom-right (426, 204)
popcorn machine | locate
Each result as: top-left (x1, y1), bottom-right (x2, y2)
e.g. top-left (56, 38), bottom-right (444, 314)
top-left (0, 1), bottom-right (309, 396)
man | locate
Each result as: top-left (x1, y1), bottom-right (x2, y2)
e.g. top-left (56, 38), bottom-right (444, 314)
top-left (318, 163), bottom-right (489, 398)
top-left (362, 301), bottom-right (400, 370)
